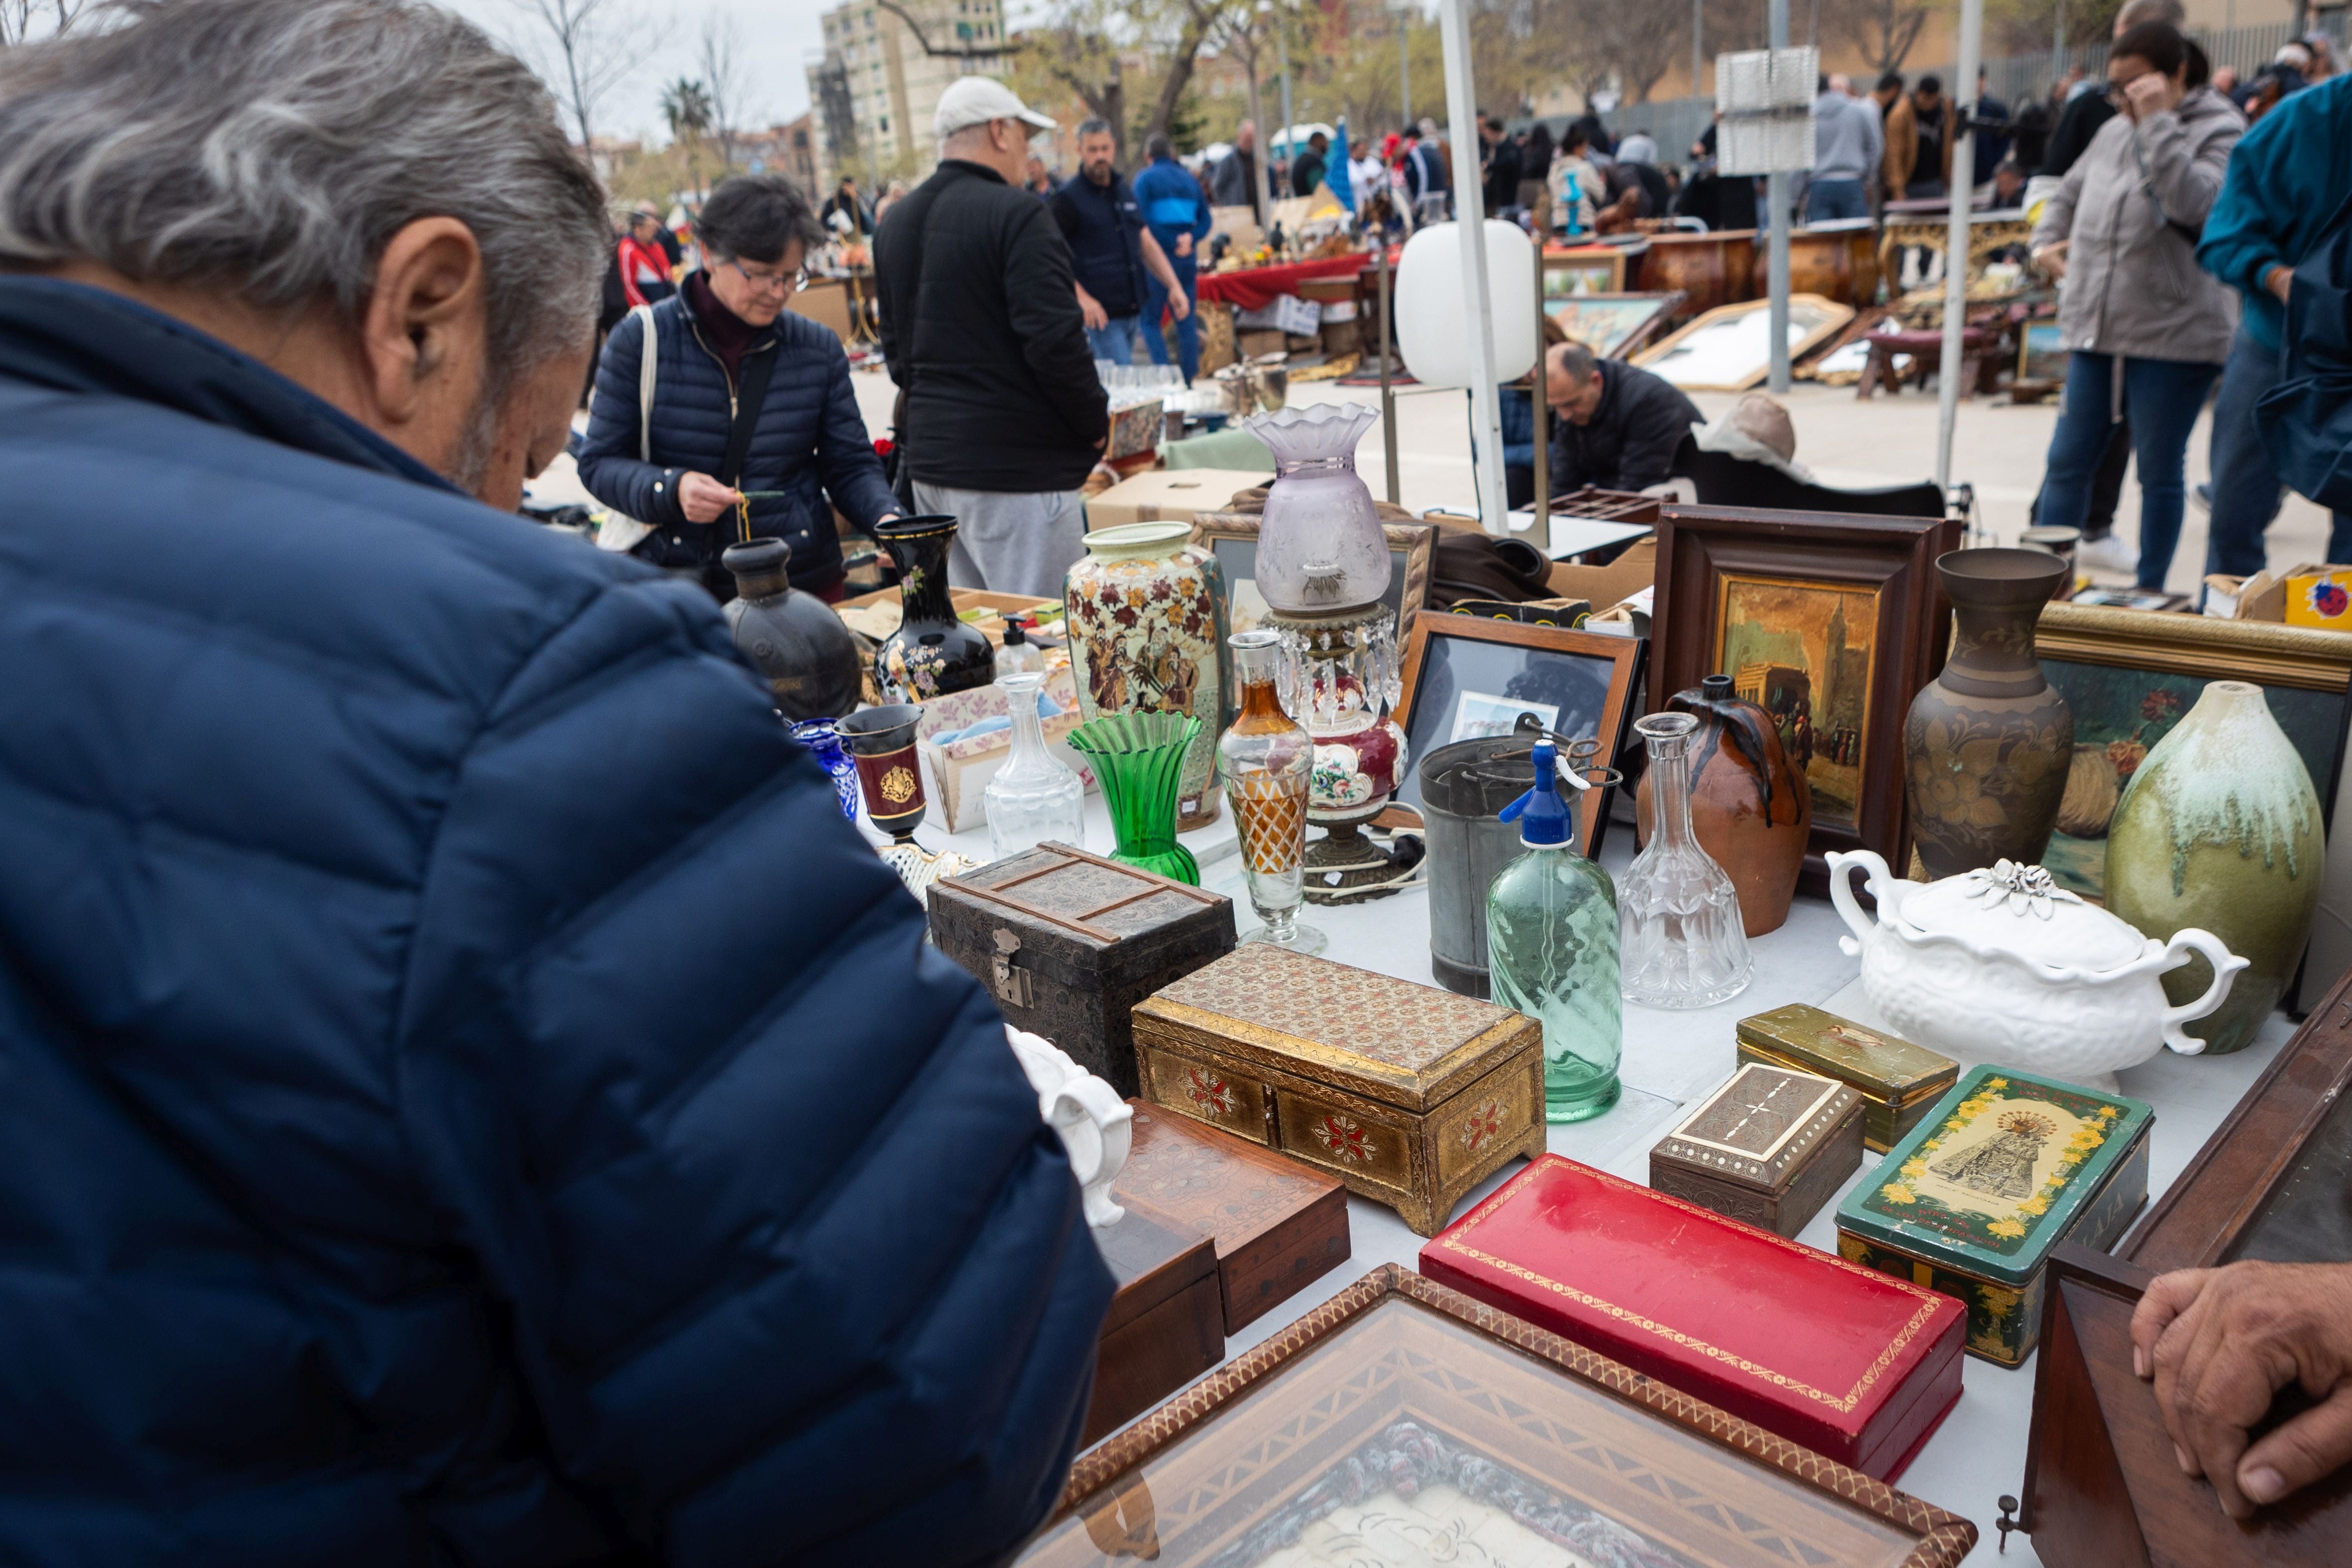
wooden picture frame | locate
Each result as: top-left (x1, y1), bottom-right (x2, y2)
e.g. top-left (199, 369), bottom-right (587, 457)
top-left (1391, 615), bottom-right (1646, 856)
top-left (1635, 293), bottom-right (1857, 392)
top-left (2019, 968), bottom-right (2352, 1565)
top-left (1650, 504), bottom-right (1961, 888)
top-left (1540, 289), bottom-right (1686, 360)
top-left (1027, 1265), bottom-right (1979, 1567)
top-left (2030, 603), bottom-right (2352, 915)
top-left (1189, 515), bottom-right (1436, 645)
top-left (1541, 245), bottom-right (1626, 297)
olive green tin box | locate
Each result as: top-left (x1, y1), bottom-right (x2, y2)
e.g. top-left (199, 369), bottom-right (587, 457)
top-left (1736, 1003), bottom-right (1959, 1153)
top-left (1835, 1064), bottom-right (2152, 1367)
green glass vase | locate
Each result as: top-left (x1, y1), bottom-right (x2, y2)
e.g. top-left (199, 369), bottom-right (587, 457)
top-left (1068, 712), bottom-right (1202, 885)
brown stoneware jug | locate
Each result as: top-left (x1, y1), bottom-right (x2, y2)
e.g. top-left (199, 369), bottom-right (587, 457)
top-left (1903, 548), bottom-right (2073, 879)
top-left (1638, 673), bottom-right (1812, 936)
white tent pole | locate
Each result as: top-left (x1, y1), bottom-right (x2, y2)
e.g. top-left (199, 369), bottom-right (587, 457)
top-left (1767, 0), bottom-right (1792, 393)
top-left (1936, 0), bottom-right (1983, 491)
top-left (1438, 0), bottom-right (1509, 533)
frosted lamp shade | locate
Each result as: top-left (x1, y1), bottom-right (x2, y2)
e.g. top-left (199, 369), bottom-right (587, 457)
top-left (1393, 221), bottom-right (1537, 389)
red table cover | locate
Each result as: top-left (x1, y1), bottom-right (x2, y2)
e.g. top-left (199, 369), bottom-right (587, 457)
top-left (1419, 1154), bottom-right (1966, 1481)
top-left (1194, 250), bottom-right (1393, 311)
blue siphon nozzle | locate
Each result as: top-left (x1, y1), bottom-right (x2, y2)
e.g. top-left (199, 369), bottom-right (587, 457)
top-left (1497, 737), bottom-right (1572, 846)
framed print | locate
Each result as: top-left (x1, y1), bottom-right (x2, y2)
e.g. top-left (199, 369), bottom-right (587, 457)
top-left (1636, 294), bottom-right (1856, 393)
top-left (1542, 290), bottom-right (1684, 360)
top-left (1650, 504), bottom-right (1961, 885)
top-left (1021, 1266), bottom-right (1979, 1568)
top-left (2030, 604), bottom-right (2352, 928)
top-left (1392, 616), bottom-right (1645, 855)
top-left (1191, 516), bottom-right (1435, 642)
top-left (1542, 246), bottom-right (1626, 298)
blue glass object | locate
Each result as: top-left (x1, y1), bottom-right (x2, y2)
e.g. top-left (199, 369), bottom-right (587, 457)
top-left (790, 718), bottom-right (860, 821)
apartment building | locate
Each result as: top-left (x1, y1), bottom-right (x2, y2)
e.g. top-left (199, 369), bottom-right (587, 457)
top-left (806, 0), bottom-right (1010, 187)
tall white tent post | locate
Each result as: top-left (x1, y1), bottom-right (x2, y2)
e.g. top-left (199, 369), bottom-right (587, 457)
top-left (1438, 0), bottom-right (1508, 533)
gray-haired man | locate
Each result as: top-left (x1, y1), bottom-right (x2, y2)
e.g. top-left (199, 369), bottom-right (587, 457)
top-left (0, 2), bottom-right (1114, 1561)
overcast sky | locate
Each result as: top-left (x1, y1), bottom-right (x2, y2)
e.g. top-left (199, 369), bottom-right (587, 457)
top-left (440, 0), bottom-right (828, 144)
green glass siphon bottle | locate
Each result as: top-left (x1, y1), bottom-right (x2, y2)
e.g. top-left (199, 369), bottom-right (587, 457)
top-left (1485, 737), bottom-right (1623, 1122)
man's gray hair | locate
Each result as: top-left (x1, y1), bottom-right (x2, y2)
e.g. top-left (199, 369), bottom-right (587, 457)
top-left (0, 0), bottom-right (608, 384)
top-left (1076, 117), bottom-right (1113, 141)
top-left (1549, 341), bottom-right (1599, 381)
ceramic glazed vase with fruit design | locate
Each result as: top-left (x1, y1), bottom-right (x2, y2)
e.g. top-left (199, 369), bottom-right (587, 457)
top-left (1064, 523), bottom-right (1225, 829)
top-left (2105, 680), bottom-right (2323, 1054)
top-left (1638, 673), bottom-right (1812, 937)
top-left (1903, 549), bottom-right (2073, 878)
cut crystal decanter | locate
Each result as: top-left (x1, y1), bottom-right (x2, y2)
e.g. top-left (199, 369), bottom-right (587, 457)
top-left (1620, 713), bottom-right (1754, 1009)
top-left (983, 672), bottom-right (1084, 860)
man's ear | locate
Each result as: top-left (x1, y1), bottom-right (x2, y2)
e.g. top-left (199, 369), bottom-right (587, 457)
top-left (357, 216), bottom-right (486, 427)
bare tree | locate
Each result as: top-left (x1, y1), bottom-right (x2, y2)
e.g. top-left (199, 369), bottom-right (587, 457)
top-left (697, 11), bottom-right (758, 175)
top-left (0, 0), bottom-right (84, 47)
top-left (870, 0), bottom-right (1015, 61)
top-left (513, 0), bottom-right (655, 148)
top-left (1826, 0), bottom-right (1939, 74)
top-left (1554, 0), bottom-right (1684, 104)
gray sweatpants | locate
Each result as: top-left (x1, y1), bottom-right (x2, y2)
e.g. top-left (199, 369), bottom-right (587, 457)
top-left (911, 482), bottom-right (1088, 600)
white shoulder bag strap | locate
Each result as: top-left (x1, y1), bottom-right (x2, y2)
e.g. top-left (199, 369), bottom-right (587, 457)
top-left (594, 303), bottom-right (662, 552)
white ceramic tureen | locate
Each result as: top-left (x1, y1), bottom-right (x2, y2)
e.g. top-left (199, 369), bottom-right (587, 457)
top-left (1826, 852), bottom-right (2246, 1089)
top-left (1005, 1026), bottom-right (1132, 1228)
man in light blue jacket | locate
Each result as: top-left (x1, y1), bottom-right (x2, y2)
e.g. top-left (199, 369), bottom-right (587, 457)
top-left (1132, 133), bottom-right (1213, 381)
top-left (2197, 71), bottom-right (2352, 575)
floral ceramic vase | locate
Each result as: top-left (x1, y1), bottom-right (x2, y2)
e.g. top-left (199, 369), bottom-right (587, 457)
top-left (1904, 548), bottom-right (2073, 878)
top-left (1068, 712), bottom-right (1203, 885)
top-left (1637, 673), bottom-right (1812, 937)
top-left (873, 515), bottom-right (995, 703)
top-left (1243, 403), bottom-right (1390, 614)
top-left (2105, 680), bottom-right (2323, 1054)
top-left (1064, 522), bottom-right (1226, 829)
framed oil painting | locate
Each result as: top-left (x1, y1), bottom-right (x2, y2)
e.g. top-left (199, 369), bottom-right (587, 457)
top-left (1391, 616), bottom-right (1645, 855)
top-left (1542, 291), bottom-right (1684, 360)
top-left (1020, 1266), bottom-right (1978, 1568)
top-left (2031, 605), bottom-right (2352, 921)
top-left (1542, 247), bottom-right (1626, 299)
top-left (1651, 505), bottom-right (1962, 885)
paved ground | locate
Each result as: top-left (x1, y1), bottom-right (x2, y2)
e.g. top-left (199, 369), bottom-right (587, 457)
top-left (538, 359), bottom-right (2340, 594)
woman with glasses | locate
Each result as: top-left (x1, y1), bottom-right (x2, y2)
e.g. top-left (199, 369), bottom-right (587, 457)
top-left (579, 174), bottom-right (897, 601)
top-left (2027, 21), bottom-right (2241, 591)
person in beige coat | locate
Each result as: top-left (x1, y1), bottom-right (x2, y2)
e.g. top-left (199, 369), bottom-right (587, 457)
top-left (1883, 76), bottom-right (1957, 198)
top-left (2029, 20), bottom-right (2241, 588)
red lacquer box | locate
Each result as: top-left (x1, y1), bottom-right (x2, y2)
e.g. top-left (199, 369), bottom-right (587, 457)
top-left (1419, 1154), bottom-right (1967, 1481)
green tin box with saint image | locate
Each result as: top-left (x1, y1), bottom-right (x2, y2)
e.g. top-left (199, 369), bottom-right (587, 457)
top-left (1835, 1064), bottom-right (2152, 1367)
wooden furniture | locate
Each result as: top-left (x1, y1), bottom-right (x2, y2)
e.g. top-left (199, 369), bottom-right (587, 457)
top-left (1024, 1266), bottom-right (1979, 1565)
top-left (2018, 972), bottom-right (2352, 1562)
top-left (1422, 1157), bottom-right (1969, 1481)
top-left (1858, 326), bottom-right (1996, 400)
top-left (1751, 222), bottom-right (1883, 307)
top-left (1113, 1099), bottom-right (1350, 1333)
top-left (1635, 228), bottom-right (1759, 320)
top-left (1737, 1003), bottom-right (1958, 1152)
top-left (1878, 214), bottom-right (2034, 300)
top-left (928, 845), bottom-right (1235, 1098)
top-left (784, 274), bottom-right (854, 342)
top-left (1649, 1063), bottom-right (1865, 1238)
top-left (1131, 945), bottom-right (1544, 1236)
top-left (1081, 1209), bottom-right (1224, 1446)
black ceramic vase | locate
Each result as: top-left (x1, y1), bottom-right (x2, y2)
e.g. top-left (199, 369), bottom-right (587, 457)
top-left (1903, 548), bottom-right (2074, 878)
top-left (721, 537), bottom-right (863, 721)
top-left (873, 514), bottom-right (996, 703)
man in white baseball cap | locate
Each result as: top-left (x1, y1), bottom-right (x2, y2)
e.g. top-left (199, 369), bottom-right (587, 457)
top-left (875, 78), bottom-right (1107, 598)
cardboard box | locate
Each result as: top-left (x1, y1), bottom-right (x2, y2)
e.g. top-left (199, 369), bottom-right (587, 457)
top-left (2286, 567), bottom-right (2352, 628)
top-left (1237, 329), bottom-right (1289, 360)
top-left (1086, 468), bottom-right (1273, 531)
top-left (2205, 561), bottom-right (2342, 621)
top-left (1235, 293), bottom-right (1320, 336)
top-left (1547, 535), bottom-right (1657, 611)
top-left (1296, 276), bottom-right (1360, 305)
top-left (1319, 320), bottom-right (1360, 357)
top-left (913, 667), bottom-right (1093, 833)
top-left (1285, 332), bottom-right (1322, 353)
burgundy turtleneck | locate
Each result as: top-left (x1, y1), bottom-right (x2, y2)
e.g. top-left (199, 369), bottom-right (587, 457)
top-left (683, 269), bottom-right (766, 386)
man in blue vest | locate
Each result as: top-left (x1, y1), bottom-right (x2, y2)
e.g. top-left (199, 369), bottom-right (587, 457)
top-left (1051, 118), bottom-right (1189, 364)
top-left (1132, 132), bottom-right (1213, 382)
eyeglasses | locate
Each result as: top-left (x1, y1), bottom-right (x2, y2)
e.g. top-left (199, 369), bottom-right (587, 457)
top-left (725, 258), bottom-right (804, 294)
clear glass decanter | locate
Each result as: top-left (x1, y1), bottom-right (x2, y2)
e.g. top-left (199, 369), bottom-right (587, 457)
top-left (1487, 737), bottom-right (1622, 1121)
top-left (1217, 631), bottom-right (1325, 954)
top-left (983, 671), bottom-right (1085, 860)
top-left (1620, 713), bottom-right (1754, 1009)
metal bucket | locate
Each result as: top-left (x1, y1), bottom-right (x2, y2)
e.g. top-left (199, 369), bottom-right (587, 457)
top-left (1419, 733), bottom-right (1607, 998)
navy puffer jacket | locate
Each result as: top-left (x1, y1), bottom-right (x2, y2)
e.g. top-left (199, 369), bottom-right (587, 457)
top-left (577, 283), bottom-right (895, 592)
top-left (0, 278), bottom-right (1112, 1566)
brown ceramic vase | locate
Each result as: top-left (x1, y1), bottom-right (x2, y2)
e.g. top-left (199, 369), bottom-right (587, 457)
top-left (1637, 673), bottom-right (1812, 936)
top-left (1903, 548), bottom-right (2074, 879)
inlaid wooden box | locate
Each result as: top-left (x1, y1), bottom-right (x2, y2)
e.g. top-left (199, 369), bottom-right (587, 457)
top-left (1113, 1100), bottom-right (1350, 1334)
top-left (1081, 1209), bottom-right (1223, 1447)
top-left (1131, 945), bottom-right (1545, 1236)
top-left (1736, 1003), bottom-right (1958, 1153)
top-left (929, 844), bottom-right (1235, 1098)
top-left (1649, 1064), bottom-right (1865, 1238)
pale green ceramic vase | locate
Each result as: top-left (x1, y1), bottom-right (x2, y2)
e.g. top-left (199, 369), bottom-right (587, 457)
top-left (2104, 680), bottom-right (2322, 1053)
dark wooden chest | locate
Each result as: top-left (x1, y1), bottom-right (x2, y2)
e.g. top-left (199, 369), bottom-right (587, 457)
top-left (928, 844), bottom-right (1235, 1097)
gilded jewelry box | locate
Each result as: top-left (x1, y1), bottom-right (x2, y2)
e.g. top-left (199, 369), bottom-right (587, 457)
top-left (1736, 1003), bottom-right (1959, 1153)
top-left (1836, 1064), bottom-right (2153, 1367)
top-left (1131, 945), bottom-right (1545, 1236)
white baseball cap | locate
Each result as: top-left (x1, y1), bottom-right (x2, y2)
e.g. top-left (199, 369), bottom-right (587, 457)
top-left (934, 76), bottom-right (1058, 139)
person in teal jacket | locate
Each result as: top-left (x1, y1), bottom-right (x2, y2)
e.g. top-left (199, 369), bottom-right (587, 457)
top-left (2196, 72), bottom-right (2352, 576)
top-left (1132, 133), bottom-right (1214, 381)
